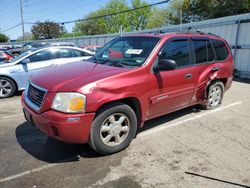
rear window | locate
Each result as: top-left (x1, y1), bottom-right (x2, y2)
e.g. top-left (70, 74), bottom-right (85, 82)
top-left (212, 39), bottom-right (229, 61)
top-left (193, 40), bottom-right (214, 64)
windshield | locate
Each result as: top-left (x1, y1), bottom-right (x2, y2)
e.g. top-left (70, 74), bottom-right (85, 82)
top-left (8, 51), bottom-right (33, 63)
top-left (94, 36), bottom-right (160, 67)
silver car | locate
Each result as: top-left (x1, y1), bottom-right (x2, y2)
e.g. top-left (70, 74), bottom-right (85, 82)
top-left (0, 46), bottom-right (93, 98)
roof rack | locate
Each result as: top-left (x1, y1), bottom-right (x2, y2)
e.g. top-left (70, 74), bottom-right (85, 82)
top-left (175, 30), bottom-right (221, 38)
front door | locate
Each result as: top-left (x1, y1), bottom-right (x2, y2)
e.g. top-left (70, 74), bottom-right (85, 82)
top-left (147, 38), bottom-right (197, 118)
top-left (20, 49), bottom-right (55, 87)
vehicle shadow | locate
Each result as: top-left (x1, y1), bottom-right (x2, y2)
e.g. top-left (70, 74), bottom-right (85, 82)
top-left (15, 122), bottom-right (102, 163)
top-left (138, 105), bottom-right (201, 134)
top-left (16, 105), bottom-right (202, 163)
top-left (233, 77), bottom-right (250, 84)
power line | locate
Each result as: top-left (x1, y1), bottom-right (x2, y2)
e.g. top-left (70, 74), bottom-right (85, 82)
top-left (1, 0), bottom-right (169, 33)
top-left (1, 23), bottom-right (21, 32)
top-left (61, 0), bottom-right (169, 24)
top-left (24, 1), bottom-right (94, 21)
top-left (25, 0), bottom-right (169, 25)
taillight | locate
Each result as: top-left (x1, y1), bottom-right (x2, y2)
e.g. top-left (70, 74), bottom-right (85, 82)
top-left (3, 53), bottom-right (13, 60)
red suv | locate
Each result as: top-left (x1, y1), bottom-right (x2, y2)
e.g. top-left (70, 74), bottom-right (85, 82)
top-left (22, 32), bottom-right (233, 155)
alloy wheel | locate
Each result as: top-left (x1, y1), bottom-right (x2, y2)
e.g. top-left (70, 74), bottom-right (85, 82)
top-left (100, 113), bottom-right (130, 147)
top-left (208, 85), bottom-right (222, 107)
top-left (0, 79), bottom-right (13, 98)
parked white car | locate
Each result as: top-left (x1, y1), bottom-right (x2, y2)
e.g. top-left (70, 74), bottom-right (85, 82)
top-left (0, 46), bottom-right (93, 98)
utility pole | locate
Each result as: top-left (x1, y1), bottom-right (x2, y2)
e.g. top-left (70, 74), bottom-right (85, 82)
top-left (180, 8), bottom-right (183, 31)
top-left (20, 0), bottom-right (25, 41)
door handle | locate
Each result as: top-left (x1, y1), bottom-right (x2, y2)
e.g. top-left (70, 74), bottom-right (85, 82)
top-left (50, 64), bottom-right (56, 67)
top-left (185, 73), bottom-right (192, 78)
top-left (211, 67), bottom-right (220, 72)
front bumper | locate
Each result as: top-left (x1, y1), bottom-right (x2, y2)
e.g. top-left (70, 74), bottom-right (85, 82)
top-left (21, 93), bottom-right (95, 144)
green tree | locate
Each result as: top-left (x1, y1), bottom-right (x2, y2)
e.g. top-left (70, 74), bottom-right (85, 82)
top-left (73, 0), bottom-right (152, 35)
top-left (0, 33), bottom-right (8, 42)
top-left (73, 8), bottom-right (111, 35)
top-left (146, 0), bottom-right (192, 29)
top-left (129, 0), bottom-right (152, 31)
top-left (31, 20), bottom-right (62, 40)
top-left (189, 0), bottom-right (250, 20)
top-left (146, 7), bottom-right (171, 29)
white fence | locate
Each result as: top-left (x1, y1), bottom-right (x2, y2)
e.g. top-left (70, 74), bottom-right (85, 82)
top-left (3, 13), bottom-right (250, 78)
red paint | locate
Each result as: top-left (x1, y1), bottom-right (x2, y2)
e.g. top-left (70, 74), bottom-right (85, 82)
top-left (22, 33), bottom-right (234, 144)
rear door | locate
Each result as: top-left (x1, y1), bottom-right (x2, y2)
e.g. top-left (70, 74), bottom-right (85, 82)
top-left (190, 37), bottom-right (217, 101)
top-left (147, 37), bottom-right (197, 118)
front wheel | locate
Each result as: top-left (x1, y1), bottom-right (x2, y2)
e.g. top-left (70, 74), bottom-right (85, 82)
top-left (89, 103), bottom-right (137, 155)
top-left (201, 81), bottom-right (224, 110)
top-left (0, 77), bottom-right (16, 98)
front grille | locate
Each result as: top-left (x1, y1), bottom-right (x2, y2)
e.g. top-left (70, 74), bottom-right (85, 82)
top-left (27, 83), bottom-right (47, 109)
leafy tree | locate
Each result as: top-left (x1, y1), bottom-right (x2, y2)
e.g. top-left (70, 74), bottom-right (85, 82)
top-left (0, 33), bottom-right (8, 42)
top-left (189, 0), bottom-right (250, 20)
top-left (73, 0), bottom-right (151, 35)
top-left (31, 20), bottom-right (62, 40)
top-left (73, 8), bottom-right (111, 35)
top-left (167, 0), bottom-right (193, 24)
top-left (146, 7), bottom-right (171, 29)
top-left (129, 0), bottom-right (152, 31)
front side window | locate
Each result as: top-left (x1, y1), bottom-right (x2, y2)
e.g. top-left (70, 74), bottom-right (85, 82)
top-left (28, 50), bottom-right (53, 62)
top-left (212, 39), bottom-right (229, 61)
top-left (160, 40), bottom-right (190, 67)
top-left (95, 36), bottom-right (160, 67)
top-left (193, 40), bottom-right (214, 64)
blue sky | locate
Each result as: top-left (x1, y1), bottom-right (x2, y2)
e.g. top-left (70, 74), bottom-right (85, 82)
top-left (0, 0), bottom-right (162, 40)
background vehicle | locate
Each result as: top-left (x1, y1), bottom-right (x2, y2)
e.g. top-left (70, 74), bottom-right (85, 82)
top-left (22, 32), bottom-right (233, 155)
top-left (0, 49), bottom-right (13, 61)
top-left (9, 42), bottom-right (46, 56)
top-left (49, 42), bottom-right (76, 47)
top-left (0, 46), bottom-right (93, 98)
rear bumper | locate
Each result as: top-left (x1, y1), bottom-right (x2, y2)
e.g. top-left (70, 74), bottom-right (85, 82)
top-left (21, 94), bottom-right (95, 144)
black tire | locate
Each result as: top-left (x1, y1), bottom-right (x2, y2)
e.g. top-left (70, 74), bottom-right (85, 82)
top-left (89, 102), bottom-right (137, 155)
top-left (0, 77), bottom-right (16, 98)
top-left (201, 81), bottom-right (224, 110)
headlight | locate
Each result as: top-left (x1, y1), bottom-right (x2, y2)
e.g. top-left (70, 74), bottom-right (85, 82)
top-left (51, 93), bottom-right (86, 113)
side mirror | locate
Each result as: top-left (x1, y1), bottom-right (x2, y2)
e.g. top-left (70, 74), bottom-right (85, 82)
top-left (21, 58), bottom-right (30, 64)
top-left (153, 59), bottom-right (177, 73)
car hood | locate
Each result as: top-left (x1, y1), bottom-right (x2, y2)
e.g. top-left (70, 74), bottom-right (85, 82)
top-left (30, 61), bottom-right (132, 92)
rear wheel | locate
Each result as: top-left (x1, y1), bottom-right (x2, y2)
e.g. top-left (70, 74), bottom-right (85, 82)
top-left (0, 77), bottom-right (16, 98)
top-left (201, 81), bottom-right (224, 110)
top-left (89, 103), bottom-right (137, 155)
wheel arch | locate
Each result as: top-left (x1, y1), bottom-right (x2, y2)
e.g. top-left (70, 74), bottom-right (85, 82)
top-left (0, 75), bottom-right (19, 92)
top-left (94, 97), bottom-right (142, 130)
top-left (205, 78), bottom-right (226, 100)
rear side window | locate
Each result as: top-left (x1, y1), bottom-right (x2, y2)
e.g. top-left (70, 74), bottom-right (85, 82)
top-left (212, 39), bottom-right (229, 61)
top-left (57, 49), bottom-right (90, 58)
top-left (193, 40), bottom-right (214, 64)
top-left (161, 40), bottom-right (190, 67)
